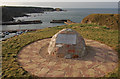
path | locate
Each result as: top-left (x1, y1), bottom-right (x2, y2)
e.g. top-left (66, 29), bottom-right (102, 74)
top-left (17, 38), bottom-right (118, 77)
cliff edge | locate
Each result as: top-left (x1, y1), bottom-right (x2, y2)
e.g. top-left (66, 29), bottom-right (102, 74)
top-left (81, 14), bottom-right (119, 30)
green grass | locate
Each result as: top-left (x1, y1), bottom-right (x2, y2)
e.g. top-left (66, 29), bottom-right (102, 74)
top-left (81, 14), bottom-right (120, 30)
top-left (2, 23), bottom-right (119, 78)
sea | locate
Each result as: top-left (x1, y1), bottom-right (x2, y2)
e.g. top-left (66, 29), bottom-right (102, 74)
top-left (2, 8), bottom-right (118, 31)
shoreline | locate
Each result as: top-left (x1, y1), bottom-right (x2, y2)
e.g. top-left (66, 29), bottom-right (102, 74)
top-left (2, 29), bottom-right (37, 32)
top-left (2, 20), bottom-right (42, 25)
top-left (2, 6), bottom-right (64, 22)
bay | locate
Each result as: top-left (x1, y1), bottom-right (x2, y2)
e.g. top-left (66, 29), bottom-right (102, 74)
top-left (2, 8), bottom-right (118, 31)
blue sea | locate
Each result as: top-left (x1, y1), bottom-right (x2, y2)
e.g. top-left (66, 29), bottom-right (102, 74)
top-left (2, 8), bottom-right (118, 31)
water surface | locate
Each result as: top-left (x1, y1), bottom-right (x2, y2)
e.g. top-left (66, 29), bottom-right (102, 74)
top-left (2, 8), bottom-right (118, 31)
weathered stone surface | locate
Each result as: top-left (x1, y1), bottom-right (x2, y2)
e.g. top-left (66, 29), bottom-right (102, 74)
top-left (46, 70), bottom-right (64, 77)
top-left (18, 38), bottom-right (118, 77)
top-left (37, 68), bottom-right (49, 77)
top-left (48, 29), bottom-right (86, 58)
top-left (64, 54), bottom-right (72, 59)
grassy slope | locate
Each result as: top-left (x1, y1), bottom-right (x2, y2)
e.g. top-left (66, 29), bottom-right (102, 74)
top-left (81, 14), bottom-right (120, 30)
top-left (2, 24), bottom-right (119, 78)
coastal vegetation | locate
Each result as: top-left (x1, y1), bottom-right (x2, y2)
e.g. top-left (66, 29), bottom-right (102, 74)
top-left (2, 23), bottom-right (119, 78)
top-left (2, 6), bottom-right (63, 22)
top-left (81, 14), bottom-right (120, 30)
top-left (1, 6), bottom-right (119, 78)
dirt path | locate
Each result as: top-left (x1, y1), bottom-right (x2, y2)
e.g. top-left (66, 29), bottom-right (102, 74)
top-left (17, 38), bottom-right (118, 77)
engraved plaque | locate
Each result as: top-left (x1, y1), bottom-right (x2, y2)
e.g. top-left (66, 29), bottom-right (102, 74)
top-left (56, 34), bottom-right (76, 44)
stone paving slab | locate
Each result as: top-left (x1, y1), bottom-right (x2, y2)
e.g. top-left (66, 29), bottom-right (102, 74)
top-left (17, 38), bottom-right (118, 77)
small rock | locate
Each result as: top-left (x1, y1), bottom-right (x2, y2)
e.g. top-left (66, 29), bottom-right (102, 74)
top-left (65, 54), bottom-right (72, 59)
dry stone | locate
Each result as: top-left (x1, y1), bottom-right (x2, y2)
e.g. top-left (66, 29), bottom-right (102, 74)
top-left (48, 28), bottom-right (86, 58)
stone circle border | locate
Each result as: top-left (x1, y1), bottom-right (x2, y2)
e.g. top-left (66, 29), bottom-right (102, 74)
top-left (17, 38), bottom-right (118, 77)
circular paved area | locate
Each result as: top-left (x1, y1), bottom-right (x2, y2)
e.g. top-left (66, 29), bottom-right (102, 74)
top-left (17, 38), bottom-right (118, 77)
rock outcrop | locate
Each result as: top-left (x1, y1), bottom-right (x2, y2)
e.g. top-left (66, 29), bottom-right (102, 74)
top-left (2, 20), bottom-right (42, 25)
top-left (2, 6), bottom-right (63, 22)
top-left (54, 8), bottom-right (63, 11)
top-left (50, 19), bottom-right (74, 24)
top-left (50, 20), bottom-right (68, 23)
top-left (48, 29), bottom-right (86, 59)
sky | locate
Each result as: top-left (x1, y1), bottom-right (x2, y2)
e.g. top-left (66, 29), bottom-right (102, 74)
top-left (1, 0), bottom-right (120, 2)
top-left (0, 0), bottom-right (119, 8)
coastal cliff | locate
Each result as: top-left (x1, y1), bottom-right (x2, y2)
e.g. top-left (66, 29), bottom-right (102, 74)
top-left (81, 14), bottom-right (119, 30)
top-left (2, 6), bottom-right (63, 22)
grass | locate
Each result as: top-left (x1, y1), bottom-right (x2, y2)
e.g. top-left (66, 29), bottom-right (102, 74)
top-left (81, 14), bottom-right (120, 30)
top-left (2, 23), bottom-right (119, 78)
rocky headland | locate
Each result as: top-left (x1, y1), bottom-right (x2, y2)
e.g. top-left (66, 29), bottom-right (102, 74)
top-left (2, 6), bottom-right (64, 22)
top-left (81, 14), bottom-right (120, 30)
